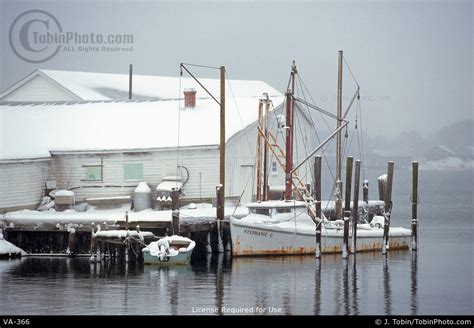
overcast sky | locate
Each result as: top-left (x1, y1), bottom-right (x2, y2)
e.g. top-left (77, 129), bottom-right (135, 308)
top-left (1, 0), bottom-right (472, 138)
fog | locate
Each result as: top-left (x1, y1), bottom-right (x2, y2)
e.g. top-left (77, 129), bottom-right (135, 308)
top-left (1, 0), bottom-right (472, 138)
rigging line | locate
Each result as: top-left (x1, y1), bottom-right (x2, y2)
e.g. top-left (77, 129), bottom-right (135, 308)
top-left (286, 69), bottom-right (293, 92)
top-left (180, 63), bottom-right (220, 106)
top-left (346, 121), bottom-right (357, 159)
top-left (341, 125), bottom-right (351, 161)
top-left (268, 98), bottom-right (286, 151)
top-left (296, 74), bottom-right (336, 183)
top-left (357, 99), bottom-right (367, 178)
top-left (297, 71), bottom-right (332, 133)
top-left (265, 102), bottom-right (281, 187)
top-left (352, 102), bottom-right (364, 165)
top-left (293, 85), bottom-right (312, 183)
top-left (232, 147), bottom-right (259, 217)
top-left (294, 108), bottom-right (310, 182)
top-left (180, 62), bottom-right (221, 70)
top-left (343, 105), bottom-right (358, 159)
top-left (293, 97), bottom-right (338, 120)
top-left (296, 73), bottom-right (338, 196)
top-left (175, 68), bottom-right (183, 186)
top-left (225, 71), bottom-right (256, 160)
top-left (343, 55), bottom-right (360, 88)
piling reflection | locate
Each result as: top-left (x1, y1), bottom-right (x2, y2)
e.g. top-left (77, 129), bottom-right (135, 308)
top-left (351, 257), bottom-right (359, 315)
top-left (314, 258), bottom-right (321, 315)
top-left (383, 256), bottom-right (391, 315)
top-left (410, 251), bottom-right (418, 315)
top-left (0, 250), bottom-right (421, 315)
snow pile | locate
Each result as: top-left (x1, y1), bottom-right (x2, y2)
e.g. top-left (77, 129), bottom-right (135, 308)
top-left (94, 230), bottom-right (154, 238)
top-left (55, 190), bottom-right (75, 197)
top-left (378, 174), bottom-right (387, 181)
top-left (135, 182), bottom-right (151, 193)
top-left (0, 239), bottom-right (26, 256)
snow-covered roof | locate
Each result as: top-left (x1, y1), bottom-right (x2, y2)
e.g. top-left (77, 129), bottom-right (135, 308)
top-left (0, 69), bottom-right (281, 101)
top-left (0, 95), bottom-right (285, 160)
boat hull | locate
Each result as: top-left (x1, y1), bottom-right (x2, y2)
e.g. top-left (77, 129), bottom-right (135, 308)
top-left (230, 218), bottom-right (411, 256)
top-left (142, 235), bottom-right (195, 265)
top-left (143, 249), bottom-right (193, 265)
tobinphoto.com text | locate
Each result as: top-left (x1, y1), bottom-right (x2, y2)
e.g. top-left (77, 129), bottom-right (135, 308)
top-left (9, 9), bottom-right (134, 63)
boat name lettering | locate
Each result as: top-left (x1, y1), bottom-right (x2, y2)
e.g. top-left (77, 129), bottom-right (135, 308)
top-left (243, 229), bottom-right (272, 237)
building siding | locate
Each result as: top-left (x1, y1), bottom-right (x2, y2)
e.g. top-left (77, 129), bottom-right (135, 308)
top-left (0, 160), bottom-right (50, 212)
top-left (1, 75), bottom-right (78, 102)
top-left (47, 147), bottom-right (220, 202)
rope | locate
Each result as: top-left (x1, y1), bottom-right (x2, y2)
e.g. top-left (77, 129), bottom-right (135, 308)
top-left (357, 99), bottom-right (367, 178)
top-left (225, 71), bottom-right (256, 160)
top-left (343, 55), bottom-right (360, 88)
top-left (232, 146), bottom-right (258, 217)
top-left (175, 68), bottom-right (183, 186)
top-left (296, 74), bottom-right (336, 184)
top-left (180, 62), bottom-right (221, 70)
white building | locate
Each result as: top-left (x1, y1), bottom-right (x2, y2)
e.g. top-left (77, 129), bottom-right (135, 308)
top-left (0, 69), bottom-right (316, 212)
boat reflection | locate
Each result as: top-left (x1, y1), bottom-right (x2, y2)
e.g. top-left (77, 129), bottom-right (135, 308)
top-left (0, 249), bottom-right (418, 315)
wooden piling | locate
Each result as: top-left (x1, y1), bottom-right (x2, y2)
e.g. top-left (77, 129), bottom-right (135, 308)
top-left (411, 161), bottom-right (419, 251)
top-left (171, 190), bottom-right (180, 235)
top-left (343, 156), bottom-right (353, 259)
top-left (382, 161), bottom-right (394, 255)
top-left (67, 230), bottom-right (76, 257)
top-left (378, 177), bottom-right (385, 201)
top-left (125, 211), bottom-right (129, 232)
top-left (363, 179), bottom-right (369, 221)
top-left (314, 156), bottom-right (322, 258)
top-left (90, 223), bottom-right (97, 262)
top-left (213, 185), bottom-right (224, 253)
top-left (351, 160), bottom-right (361, 253)
top-left (218, 65), bottom-right (225, 221)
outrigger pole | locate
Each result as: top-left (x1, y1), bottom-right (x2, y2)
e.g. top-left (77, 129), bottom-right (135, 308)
top-left (179, 63), bottom-right (225, 222)
top-left (284, 61), bottom-right (297, 200)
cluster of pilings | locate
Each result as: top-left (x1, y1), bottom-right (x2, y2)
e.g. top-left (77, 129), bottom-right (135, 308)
top-left (313, 155), bottom-right (419, 259)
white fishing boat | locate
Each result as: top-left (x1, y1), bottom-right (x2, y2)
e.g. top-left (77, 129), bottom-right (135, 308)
top-left (231, 201), bottom-right (410, 256)
top-left (230, 52), bottom-right (412, 257)
top-left (142, 235), bottom-right (195, 265)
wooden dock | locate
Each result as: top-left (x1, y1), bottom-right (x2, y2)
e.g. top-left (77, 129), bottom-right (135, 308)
top-left (0, 205), bottom-right (249, 257)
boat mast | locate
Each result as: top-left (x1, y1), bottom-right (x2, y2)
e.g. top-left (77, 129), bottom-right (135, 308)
top-left (336, 50), bottom-right (343, 220)
top-left (218, 66), bottom-right (225, 221)
top-left (284, 61), bottom-right (297, 200)
top-left (263, 93), bottom-right (270, 201)
top-left (256, 99), bottom-right (263, 202)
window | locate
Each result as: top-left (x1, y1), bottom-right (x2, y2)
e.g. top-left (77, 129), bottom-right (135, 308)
top-left (84, 166), bottom-right (102, 181)
top-left (123, 163), bottom-right (144, 181)
top-left (276, 208), bottom-right (292, 214)
top-left (271, 161), bottom-right (278, 175)
top-left (251, 208), bottom-right (270, 216)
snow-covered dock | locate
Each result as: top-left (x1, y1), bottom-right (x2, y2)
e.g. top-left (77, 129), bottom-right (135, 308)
top-left (0, 203), bottom-right (249, 256)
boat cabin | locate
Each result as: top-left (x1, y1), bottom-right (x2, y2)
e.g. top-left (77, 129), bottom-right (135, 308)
top-left (246, 200), bottom-right (307, 218)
